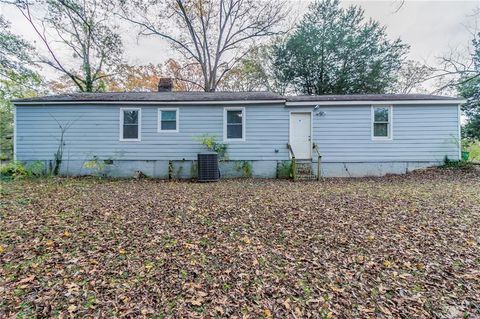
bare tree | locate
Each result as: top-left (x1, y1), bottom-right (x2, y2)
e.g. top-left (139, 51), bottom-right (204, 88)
top-left (426, 8), bottom-right (480, 93)
top-left (393, 0), bottom-right (405, 13)
top-left (218, 42), bottom-right (289, 94)
top-left (9, 0), bottom-right (123, 92)
top-left (390, 60), bottom-right (432, 94)
top-left (118, 0), bottom-right (288, 92)
top-left (164, 59), bottom-right (204, 91)
top-left (430, 46), bottom-right (479, 93)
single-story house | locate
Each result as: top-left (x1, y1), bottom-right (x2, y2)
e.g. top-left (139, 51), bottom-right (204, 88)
top-left (12, 81), bottom-right (464, 178)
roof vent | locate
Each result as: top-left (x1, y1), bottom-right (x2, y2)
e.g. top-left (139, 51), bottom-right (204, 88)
top-left (158, 78), bottom-right (173, 92)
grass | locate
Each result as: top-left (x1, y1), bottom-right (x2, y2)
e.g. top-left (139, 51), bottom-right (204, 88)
top-left (465, 140), bottom-right (480, 162)
top-left (1, 168), bottom-right (479, 318)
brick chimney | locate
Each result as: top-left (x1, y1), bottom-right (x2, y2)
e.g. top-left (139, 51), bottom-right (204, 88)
top-left (158, 77), bottom-right (173, 92)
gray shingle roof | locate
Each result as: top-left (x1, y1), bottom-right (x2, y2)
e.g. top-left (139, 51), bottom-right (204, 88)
top-left (286, 94), bottom-right (460, 102)
top-left (13, 91), bottom-right (284, 103)
top-left (13, 92), bottom-right (462, 104)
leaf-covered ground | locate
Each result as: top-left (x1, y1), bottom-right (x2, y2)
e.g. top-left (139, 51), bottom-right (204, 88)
top-left (1, 168), bottom-right (479, 318)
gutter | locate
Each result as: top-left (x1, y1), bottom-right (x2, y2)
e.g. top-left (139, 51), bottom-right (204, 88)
top-left (286, 99), bottom-right (467, 106)
top-left (13, 99), bottom-right (467, 107)
top-left (12, 99), bottom-right (287, 106)
top-left (13, 105), bottom-right (16, 161)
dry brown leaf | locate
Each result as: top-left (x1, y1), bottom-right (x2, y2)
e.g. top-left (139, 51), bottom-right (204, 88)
top-left (17, 275), bottom-right (35, 285)
top-left (189, 298), bottom-right (204, 306)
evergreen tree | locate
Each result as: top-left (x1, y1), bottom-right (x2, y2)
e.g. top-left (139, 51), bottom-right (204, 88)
top-left (272, 0), bottom-right (408, 95)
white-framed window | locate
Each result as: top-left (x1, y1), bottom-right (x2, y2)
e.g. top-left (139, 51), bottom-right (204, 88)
top-left (158, 108), bottom-right (179, 132)
top-left (223, 107), bottom-right (245, 142)
top-left (372, 105), bottom-right (392, 140)
top-left (120, 107), bottom-right (141, 141)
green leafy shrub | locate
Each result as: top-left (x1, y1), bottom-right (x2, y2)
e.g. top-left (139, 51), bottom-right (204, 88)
top-left (277, 160), bottom-right (292, 179)
top-left (0, 161), bottom-right (28, 179)
top-left (26, 161), bottom-right (46, 177)
top-left (235, 161), bottom-right (252, 177)
top-left (442, 156), bottom-right (470, 169)
top-left (194, 134), bottom-right (228, 160)
top-left (83, 156), bottom-right (107, 177)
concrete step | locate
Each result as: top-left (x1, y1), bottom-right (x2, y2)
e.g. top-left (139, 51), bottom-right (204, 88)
top-left (296, 162), bottom-right (313, 175)
top-left (296, 174), bottom-right (317, 181)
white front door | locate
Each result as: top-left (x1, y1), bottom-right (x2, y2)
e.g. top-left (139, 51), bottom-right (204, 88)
top-left (290, 112), bottom-right (312, 160)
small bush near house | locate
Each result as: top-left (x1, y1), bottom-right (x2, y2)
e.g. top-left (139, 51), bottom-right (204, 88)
top-left (194, 134), bottom-right (228, 160)
top-left (26, 161), bottom-right (46, 177)
top-left (83, 156), bottom-right (107, 177)
top-left (442, 156), bottom-right (470, 168)
top-left (277, 160), bottom-right (292, 178)
top-left (1, 161), bottom-right (47, 180)
top-left (0, 161), bottom-right (28, 180)
top-left (235, 161), bottom-right (252, 177)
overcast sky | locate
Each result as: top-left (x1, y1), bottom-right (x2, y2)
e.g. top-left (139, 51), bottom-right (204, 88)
top-left (1, 0), bottom-right (479, 81)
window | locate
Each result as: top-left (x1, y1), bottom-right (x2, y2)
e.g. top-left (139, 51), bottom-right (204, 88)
top-left (224, 107), bottom-right (245, 141)
top-left (372, 106), bottom-right (392, 140)
top-left (158, 108), bottom-right (179, 132)
top-left (120, 108), bottom-right (141, 141)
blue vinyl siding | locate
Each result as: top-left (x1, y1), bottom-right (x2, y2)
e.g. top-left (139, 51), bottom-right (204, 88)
top-left (15, 102), bottom-right (460, 164)
top-left (310, 104), bottom-right (460, 162)
top-left (15, 104), bottom-right (289, 161)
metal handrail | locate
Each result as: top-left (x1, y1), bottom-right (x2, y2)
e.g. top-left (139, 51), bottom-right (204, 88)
top-left (312, 142), bottom-right (322, 181)
top-left (287, 143), bottom-right (297, 180)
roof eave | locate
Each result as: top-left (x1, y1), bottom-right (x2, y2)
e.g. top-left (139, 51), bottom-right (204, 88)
top-left (285, 99), bottom-right (467, 106)
top-left (12, 99), bottom-right (287, 105)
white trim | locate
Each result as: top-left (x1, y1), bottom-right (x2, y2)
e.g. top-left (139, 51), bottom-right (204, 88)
top-left (223, 106), bottom-right (246, 142)
top-left (458, 103), bottom-right (462, 160)
top-left (13, 99), bottom-right (466, 106)
top-left (157, 107), bottom-right (179, 133)
top-left (371, 105), bottom-right (393, 141)
top-left (13, 105), bottom-right (17, 161)
top-left (119, 107), bottom-right (141, 141)
top-left (289, 111), bottom-right (313, 160)
top-left (286, 100), bottom-right (466, 106)
top-left (13, 100), bottom-right (284, 106)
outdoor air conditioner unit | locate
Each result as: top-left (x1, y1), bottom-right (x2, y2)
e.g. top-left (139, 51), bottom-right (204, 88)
top-left (197, 152), bottom-right (219, 182)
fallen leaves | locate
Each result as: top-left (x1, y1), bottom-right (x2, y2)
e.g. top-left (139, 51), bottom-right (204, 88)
top-left (17, 275), bottom-right (35, 285)
top-left (263, 308), bottom-right (273, 319)
top-left (67, 304), bottom-right (77, 312)
top-left (0, 168), bottom-right (479, 318)
top-left (283, 298), bottom-right (291, 310)
top-left (188, 298), bottom-right (204, 306)
top-left (241, 236), bottom-right (252, 244)
top-left (144, 262), bottom-right (154, 270)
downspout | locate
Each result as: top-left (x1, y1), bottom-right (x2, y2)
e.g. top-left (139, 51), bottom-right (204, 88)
top-left (458, 103), bottom-right (462, 160)
top-left (13, 103), bottom-right (16, 161)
